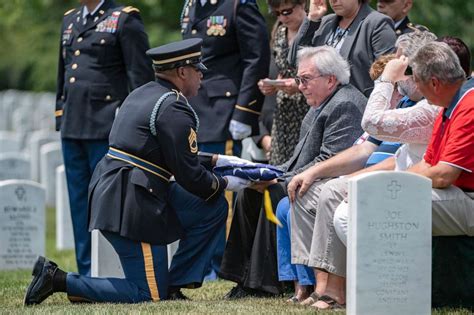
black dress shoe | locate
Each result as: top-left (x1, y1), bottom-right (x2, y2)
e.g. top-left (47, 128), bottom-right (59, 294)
top-left (223, 285), bottom-right (251, 299)
top-left (167, 289), bottom-right (190, 301)
top-left (24, 256), bottom-right (59, 306)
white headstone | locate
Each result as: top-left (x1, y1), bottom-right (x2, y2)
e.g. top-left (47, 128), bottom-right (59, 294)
top-left (91, 230), bottom-right (176, 276)
top-left (0, 153), bottom-right (30, 180)
top-left (27, 130), bottom-right (60, 182)
top-left (347, 171), bottom-right (432, 315)
top-left (55, 165), bottom-right (74, 250)
top-left (91, 229), bottom-right (125, 278)
top-left (0, 180), bottom-right (45, 270)
top-left (40, 142), bottom-right (63, 207)
top-left (0, 131), bottom-right (21, 154)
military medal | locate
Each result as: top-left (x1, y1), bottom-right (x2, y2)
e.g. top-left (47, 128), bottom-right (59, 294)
top-left (207, 16), bottom-right (227, 36)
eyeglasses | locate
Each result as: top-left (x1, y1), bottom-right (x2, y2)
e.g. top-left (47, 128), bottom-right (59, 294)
top-left (294, 74), bottom-right (325, 86)
top-left (404, 65), bottom-right (413, 76)
top-left (272, 5), bottom-right (296, 17)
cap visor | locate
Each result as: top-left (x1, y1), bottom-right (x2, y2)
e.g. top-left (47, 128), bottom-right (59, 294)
top-left (196, 62), bottom-right (207, 71)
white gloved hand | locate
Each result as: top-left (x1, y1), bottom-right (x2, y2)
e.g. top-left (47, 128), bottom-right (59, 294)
top-left (216, 154), bottom-right (254, 167)
top-left (229, 120), bottom-right (252, 140)
top-left (224, 175), bottom-right (251, 192)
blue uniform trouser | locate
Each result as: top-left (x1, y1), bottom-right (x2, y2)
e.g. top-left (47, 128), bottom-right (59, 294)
top-left (198, 140), bottom-right (241, 280)
top-left (65, 182), bottom-right (228, 302)
top-left (276, 197), bottom-right (315, 286)
top-left (62, 139), bottom-right (109, 276)
top-left (67, 231), bottom-right (168, 303)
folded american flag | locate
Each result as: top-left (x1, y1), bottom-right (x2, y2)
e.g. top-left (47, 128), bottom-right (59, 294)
top-left (213, 163), bottom-right (285, 182)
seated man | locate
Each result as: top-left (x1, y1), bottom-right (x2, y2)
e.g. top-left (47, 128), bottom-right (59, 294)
top-left (279, 30), bottom-right (437, 306)
top-left (307, 41), bottom-right (474, 310)
top-left (23, 39), bottom-right (250, 305)
top-left (219, 46), bottom-right (367, 298)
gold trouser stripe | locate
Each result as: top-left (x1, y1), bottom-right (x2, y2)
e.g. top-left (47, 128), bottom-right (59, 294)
top-left (235, 105), bottom-right (260, 115)
top-left (152, 52), bottom-right (201, 65)
top-left (55, 110), bottom-right (63, 117)
top-left (141, 242), bottom-right (160, 301)
top-left (225, 140), bottom-right (233, 156)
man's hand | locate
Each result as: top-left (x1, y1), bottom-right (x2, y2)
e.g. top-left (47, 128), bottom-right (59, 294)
top-left (258, 79), bottom-right (278, 96)
top-left (276, 78), bottom-right (300, 95)
top-left (250, 179), bottom-right (277, 193)
top-left (287, 170), bottom-right (318, 203)
top-left (224, 176), bottom-right (251, 192)
top-left (229, 120), bottom-right (252, 140)
top-left (308, 0), bottom-right (328, 21)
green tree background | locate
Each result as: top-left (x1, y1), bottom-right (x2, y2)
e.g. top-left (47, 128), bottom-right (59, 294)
top-left (0, 0), bottom-right (472, 92)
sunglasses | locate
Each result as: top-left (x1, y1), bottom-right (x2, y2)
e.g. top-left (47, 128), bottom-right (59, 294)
top-left (272, 5), bottom-right (296, 17)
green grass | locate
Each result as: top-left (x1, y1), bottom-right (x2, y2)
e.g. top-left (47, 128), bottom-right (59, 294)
top-left (0, 207), bottom-right (472, 314)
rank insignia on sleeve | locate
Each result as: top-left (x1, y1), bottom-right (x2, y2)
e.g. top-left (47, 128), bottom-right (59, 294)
top-left (188, 128), bottom-right (198, 153)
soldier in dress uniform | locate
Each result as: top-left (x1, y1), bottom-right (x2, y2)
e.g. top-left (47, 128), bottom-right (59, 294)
top-left (376, 0), bottom-right (429, 36)
top-left (24, 38), bottom-right (251, 305)
top-left (56, 0), bottom-right (154, 276)
top-left (180, 0), bottom-right (271, 279)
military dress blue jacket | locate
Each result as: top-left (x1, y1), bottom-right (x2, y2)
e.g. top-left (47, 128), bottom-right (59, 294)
top-left (55, 0), bottom-right (154, 139)
top-left (181, 0), bottom-right (270, 142)
top-left (88, 78), bottom-right (227, 245)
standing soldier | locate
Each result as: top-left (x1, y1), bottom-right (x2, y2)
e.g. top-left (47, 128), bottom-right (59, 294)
top-left (56, 0), bottom-right (154, 276)
top-left (180, 0), bottom-right (271, 278)
top-left (24, 38), bottom-right (250, 305)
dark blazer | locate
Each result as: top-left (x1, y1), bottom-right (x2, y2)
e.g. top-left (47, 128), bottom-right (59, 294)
top-left (278, 84), bottom-right (367, 181)
top-left (181, 0), bottom-right (270, 142)
top-left (289, 3), bottom-right (396, 97)
top-left (88, 79), bottom-right (227, 245)
top-left (56, 0), bottom-right (154, 139)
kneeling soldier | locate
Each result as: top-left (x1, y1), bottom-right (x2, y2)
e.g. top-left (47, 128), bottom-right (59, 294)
top-left (24, 38), bottom-right (250, 305)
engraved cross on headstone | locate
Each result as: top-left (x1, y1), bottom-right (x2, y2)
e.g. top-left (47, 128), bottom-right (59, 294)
top-left (387, 180), bottom-right (402, 199)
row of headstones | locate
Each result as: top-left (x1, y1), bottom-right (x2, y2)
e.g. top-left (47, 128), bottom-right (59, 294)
top-left (0, 172), bottom-right (432, 314)
top-left (0, 130), bottom-right (62, 207)
top-left (0, 90), bottom-right (55, 133)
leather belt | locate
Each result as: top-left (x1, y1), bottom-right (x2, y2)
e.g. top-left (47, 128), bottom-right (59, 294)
top-left (107, 147), bottom-right (172, 182)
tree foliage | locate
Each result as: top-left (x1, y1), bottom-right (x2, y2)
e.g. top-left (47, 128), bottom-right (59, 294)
top-left (0, 0), bottom-right (471, 92)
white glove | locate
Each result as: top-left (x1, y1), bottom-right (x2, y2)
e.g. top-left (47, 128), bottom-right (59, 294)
top-left (216, 154), bottom-right (254, 167)
top-left (229, 120), bottom-right (252, 140)
top-left (224, 175), bottom-right (251, 192)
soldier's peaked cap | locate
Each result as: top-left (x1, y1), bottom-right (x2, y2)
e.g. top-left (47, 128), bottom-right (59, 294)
top-left (147, 38), bottom-right (207, 72)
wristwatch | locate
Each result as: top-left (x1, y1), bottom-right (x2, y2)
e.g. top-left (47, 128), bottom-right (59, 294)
top-left (375, 75), bottom-right (394, 85)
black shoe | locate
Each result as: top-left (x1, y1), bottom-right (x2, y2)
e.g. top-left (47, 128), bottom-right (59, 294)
top-left (24, 256), bottom-right (59, 306)
top-left (167, 289), bottom-right (190, 301)
top-left (223, 285), bottom-right (252, 299)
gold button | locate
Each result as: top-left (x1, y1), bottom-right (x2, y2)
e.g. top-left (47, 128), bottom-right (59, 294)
top-left (225, 91), bottom-right (231, 97)
top-left (77, 37), bottom-right (83, 43)
top-left (149, 188), bottom-right (153, 193)
top-left (191, 29), bottom-right (197, 34)
top-left (69, 77), bottom-right (76, 83)
top-left (72, 63), bottom-right (78, 70)
top-left (105, 95), bottom-right (111, 101)
top-left (74, 50), bottom-right (80, 56)
top-left (100, 39), bottom-right (106, 44)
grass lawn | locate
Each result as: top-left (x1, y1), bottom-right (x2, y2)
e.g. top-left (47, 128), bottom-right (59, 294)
top-left (0, 207), bottom-right (472, 314)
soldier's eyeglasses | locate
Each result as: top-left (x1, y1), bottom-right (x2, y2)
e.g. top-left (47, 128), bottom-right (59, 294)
top-left (272, 6), bottom-right (296, 17)
top-left (294, 74), bottom-right (324, 86)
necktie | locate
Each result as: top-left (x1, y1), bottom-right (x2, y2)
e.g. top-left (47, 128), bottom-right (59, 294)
top-left (83, 13), bottom-right (93, 29)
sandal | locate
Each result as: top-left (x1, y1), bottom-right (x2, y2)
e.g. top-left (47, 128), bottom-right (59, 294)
top-left (300, 291), bottom-right (320, 306)
top-left (286, 295), bottom-right (300, 304)
top-left (311, 295), bottom-right (345, 310)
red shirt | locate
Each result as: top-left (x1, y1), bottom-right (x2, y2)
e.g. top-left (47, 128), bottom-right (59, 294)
top-left (424, 80), bottom-right (474, 191)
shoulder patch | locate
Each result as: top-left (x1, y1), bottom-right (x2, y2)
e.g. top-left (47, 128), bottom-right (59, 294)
top-left (64, 8), bottom-right (75, 16)
top-left (122, 6), bottom-right (140, 14)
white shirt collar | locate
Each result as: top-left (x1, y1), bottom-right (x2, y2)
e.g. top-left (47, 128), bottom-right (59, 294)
top-left (200, 0), bottom-right (207, 7)
top-left (394, 16), bottom-right (406, 30)
top-left (83, 0), bottom-right (105, 19)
